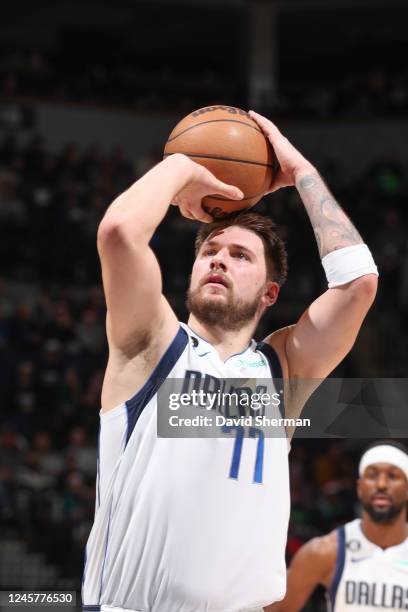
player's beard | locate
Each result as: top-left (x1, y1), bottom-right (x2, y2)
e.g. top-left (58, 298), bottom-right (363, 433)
top-left (362, 499), bottom-right (405, 524)
top-left (186, 283), bottom-right (263, 331)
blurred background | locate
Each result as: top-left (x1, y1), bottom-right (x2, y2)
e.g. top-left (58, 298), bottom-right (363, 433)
top-left (0, 0), bottom-right (407, 609)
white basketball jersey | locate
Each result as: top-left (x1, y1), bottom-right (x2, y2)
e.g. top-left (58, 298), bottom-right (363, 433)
top-left (328, 518), bottom-right (408, 611)
top-left (82, 324), bottom-right (290, 612)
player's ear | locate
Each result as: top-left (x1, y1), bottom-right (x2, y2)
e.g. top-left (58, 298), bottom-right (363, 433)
top-left (264, 281), bottom-right (279, 307)
top-left (356, 478), bottom-right (363, 500)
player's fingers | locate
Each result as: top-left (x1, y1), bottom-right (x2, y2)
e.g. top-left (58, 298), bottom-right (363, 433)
top-left (197, 208), bottom-right (214, 223)
top-left (188, 200), bottom-right (213, 223)
top-left (180, 208), bottom-right (195, 221)
top-left (180, 201), bottom-right (212, 223)
top-left (178, 199), bottom-right (196, 220)
top-left (248, 110), bottom-right (282, 139)
top-left (266, 168), bottom-right (291, 193)
top-left (212, 182), bottom-right (244, 201)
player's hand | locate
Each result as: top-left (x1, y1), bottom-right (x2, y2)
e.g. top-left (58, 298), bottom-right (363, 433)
top-left (171, 155), bottom-right (243, 223)
top-left (249, 110), bottom-right (316, 193)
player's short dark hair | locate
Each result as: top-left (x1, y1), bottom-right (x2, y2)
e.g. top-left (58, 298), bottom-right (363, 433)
top-left (194, 212), bottom-right (288, 286)
top-left (361, 440), bottom-right (408, 456)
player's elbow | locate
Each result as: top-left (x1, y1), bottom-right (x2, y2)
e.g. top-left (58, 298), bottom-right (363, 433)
top-left (97, 216), bottom-right (131, 253)
top-left (349, 274), bottom-right (378, 306)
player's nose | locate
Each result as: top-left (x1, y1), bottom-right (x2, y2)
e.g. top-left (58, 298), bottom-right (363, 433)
top-left (376, 473), bottom-right (388, 490)
top-left (210, 254), bottom-right (227, 272)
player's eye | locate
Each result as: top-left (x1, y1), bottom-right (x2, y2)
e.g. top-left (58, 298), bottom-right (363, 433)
top-left (232, 252), bottom-right (249, 260)
top-left (366, 470), bottom-right (377, 480)
top-left (203, 249), bottom-right (216, 256)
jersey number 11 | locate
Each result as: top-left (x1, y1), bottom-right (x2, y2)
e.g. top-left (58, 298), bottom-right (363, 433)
top-left (222, 425), bottom-right (264, 484)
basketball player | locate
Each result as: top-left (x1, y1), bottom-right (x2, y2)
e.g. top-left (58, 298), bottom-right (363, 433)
top-left (82, 110), bottom-right (378, 612)
top-left (264, 441), bottom-right (408, 612)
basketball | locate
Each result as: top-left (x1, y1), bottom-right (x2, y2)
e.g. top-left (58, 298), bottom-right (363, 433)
top-left (164, 105), bottom-right (275, 218)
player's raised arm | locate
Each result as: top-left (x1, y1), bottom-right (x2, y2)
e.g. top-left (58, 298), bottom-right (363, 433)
top-left (97, 153), bottom-right (243, 356)
top-left (249, 111), bottom-right (378, 380)
top-left (264, 533), bottom-right (337, 612)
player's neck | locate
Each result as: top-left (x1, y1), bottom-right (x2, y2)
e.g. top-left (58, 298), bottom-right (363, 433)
top-left (187, 314), bottom-right (255, 361)
top-left (361, 512), bottom-right (408, 549)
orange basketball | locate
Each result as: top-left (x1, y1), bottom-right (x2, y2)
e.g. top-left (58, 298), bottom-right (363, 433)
top-left (164, 105), bottom-right (275, 218)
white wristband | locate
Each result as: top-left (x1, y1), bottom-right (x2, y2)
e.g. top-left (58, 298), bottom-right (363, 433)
top-left (322, 244), bottom-right (378, 288)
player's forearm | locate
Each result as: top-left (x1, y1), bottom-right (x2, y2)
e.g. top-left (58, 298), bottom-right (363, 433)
top-left (99, 154), bottom-right (191, 245)
top-left (295, 168), bottom-right (363, 258)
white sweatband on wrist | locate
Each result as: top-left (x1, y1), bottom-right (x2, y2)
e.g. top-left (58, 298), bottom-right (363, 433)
top-left (359, 445), bottom-right (408, 480)
top-left (322, 244), bottom-right (378, 288)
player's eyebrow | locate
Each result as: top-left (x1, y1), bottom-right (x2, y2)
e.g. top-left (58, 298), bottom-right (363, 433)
top-left (204, 240), bottom-right (256, 258)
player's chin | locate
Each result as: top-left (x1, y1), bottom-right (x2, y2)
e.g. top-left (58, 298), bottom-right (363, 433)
top-left (187, 285), bottom-right (231, 311)
top-left (201, 283), bottom-right (230, 295)
top-left (202, 290), bottom-right (229, 302)
top-left (366, 503), bottom-right (399, 523)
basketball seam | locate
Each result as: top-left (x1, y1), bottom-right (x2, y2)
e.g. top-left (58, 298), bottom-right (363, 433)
top-left (163, 153), bottom-right (273, 168)
top-left (166, 119), bottom-right (263, 142)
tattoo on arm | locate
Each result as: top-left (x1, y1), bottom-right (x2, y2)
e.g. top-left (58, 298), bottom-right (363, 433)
top-left (297, 173), bottom-right (362, 258)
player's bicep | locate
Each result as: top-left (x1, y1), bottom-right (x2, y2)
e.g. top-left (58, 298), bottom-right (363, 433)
top-left (98, 226), bottom-right (177, 353)
top-left (286, 276), bottom-right (377, 379)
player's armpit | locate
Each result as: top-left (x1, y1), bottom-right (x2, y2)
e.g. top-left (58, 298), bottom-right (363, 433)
top-left (264, 532), bottom-right (337, 612)
top-left (263, 327), bottom-right (318, 434)
top-left (284, 274), bottom-right (377, 380)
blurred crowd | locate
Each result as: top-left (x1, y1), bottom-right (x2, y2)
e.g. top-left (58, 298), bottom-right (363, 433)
top-left (277, 67), bottom-right (408, 118)
top-left (0, 120), bottom-right (408, 588)
top-left (0, 48), bottom-right (240, 115)
top-left (1, 48), bottom-right (408, 118)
